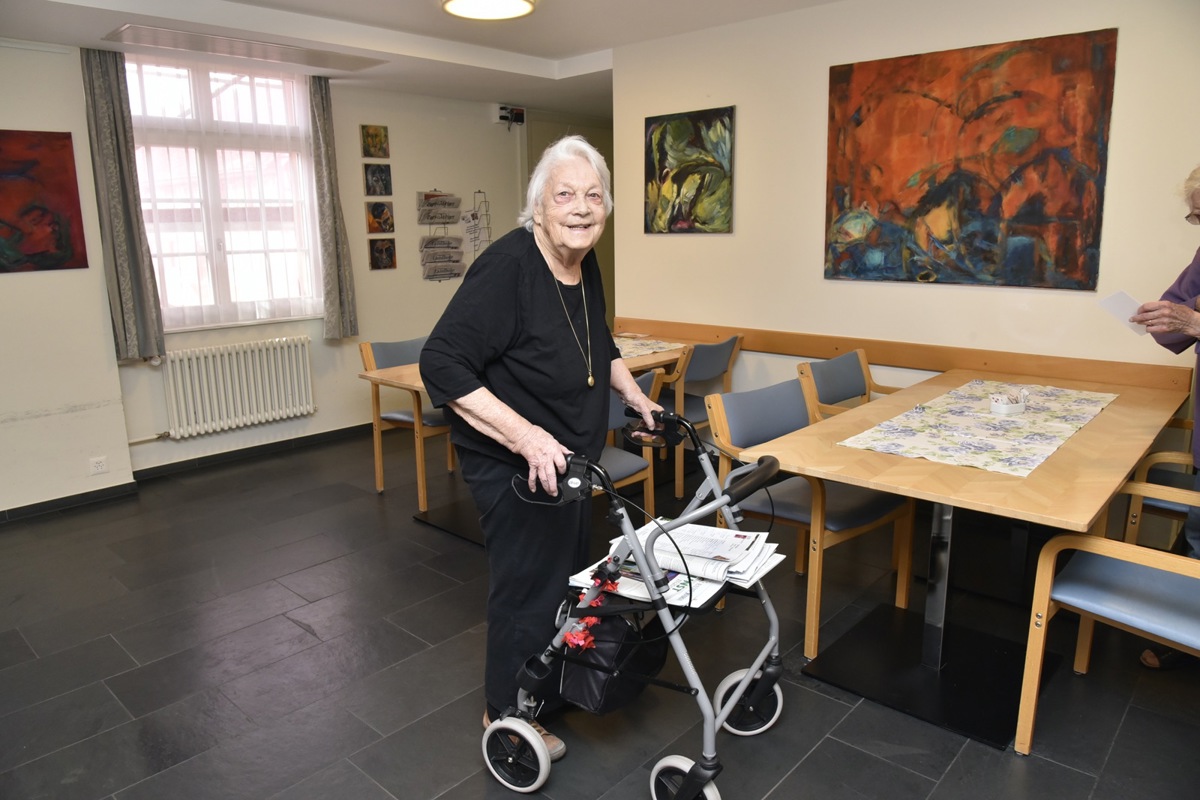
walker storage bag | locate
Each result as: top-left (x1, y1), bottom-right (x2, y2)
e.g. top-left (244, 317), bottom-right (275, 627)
top-left (560, 613), bottom-right (668, 714)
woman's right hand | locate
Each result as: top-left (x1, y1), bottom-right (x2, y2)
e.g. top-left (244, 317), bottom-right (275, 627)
top-left (514, 424), bottom-right (572, 496)
top-left (1132, 300), bottom-right (1200, 337)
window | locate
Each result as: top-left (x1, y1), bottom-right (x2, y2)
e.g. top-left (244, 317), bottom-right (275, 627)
top-left (126, 55), bottom-right (322, 330)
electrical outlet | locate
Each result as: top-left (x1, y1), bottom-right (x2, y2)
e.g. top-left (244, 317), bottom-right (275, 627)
top-left (89, 456), bottom-right (108, 476)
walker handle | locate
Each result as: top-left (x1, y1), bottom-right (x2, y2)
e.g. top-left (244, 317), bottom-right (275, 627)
top-left (622, 407), bottom-right (685, 447)
top-left (724, 456), bottom-right (780, 505)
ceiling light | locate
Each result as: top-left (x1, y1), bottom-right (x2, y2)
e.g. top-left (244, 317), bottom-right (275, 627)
top-left (442, 0), bottom-right (535, 21)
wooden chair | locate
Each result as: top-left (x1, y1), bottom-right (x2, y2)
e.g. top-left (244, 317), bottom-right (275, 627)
top-left (1123, 417), bottom-right (1195, 548)
top-left (796, 349), bottom-right (899, 420)
top-left (1015, 532), bottom-right (1200, 755)
top-left (705, 375), bottom-right (915, 660)
top-left (659, 335), bottom-right (741, 498)
top-left (798, 349), bottom-right (906, 575)
top-left (597, 369), bottom-right (665, 523)
top-left (359, 339), bottom-right (454, 512)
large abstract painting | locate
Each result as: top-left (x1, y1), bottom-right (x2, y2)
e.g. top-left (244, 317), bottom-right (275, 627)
top-left (645, 106), bottom-right (734, 233)
top-left (824, 29), bottom-right (1117, 290)
top-left (0, 130), bottom-right (88, 272)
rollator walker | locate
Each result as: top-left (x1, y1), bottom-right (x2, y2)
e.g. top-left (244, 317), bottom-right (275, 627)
top-left (483, 411), bottom-right (785, 799)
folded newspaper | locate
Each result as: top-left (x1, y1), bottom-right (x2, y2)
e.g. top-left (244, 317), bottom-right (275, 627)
top-left (629, 521), bottom-right (773, 583)
top-left (568, 521), bottom-right (785, 608)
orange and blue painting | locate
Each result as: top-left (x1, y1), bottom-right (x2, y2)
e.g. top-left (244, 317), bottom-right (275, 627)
top-left (824, 29), bottom-right (1117, 290)
top-left (645, 106), bottom-right (734, 233)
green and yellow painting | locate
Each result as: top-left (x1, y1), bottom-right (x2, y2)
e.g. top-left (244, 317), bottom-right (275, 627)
top-left (645, 106), bottom-right (734, 234)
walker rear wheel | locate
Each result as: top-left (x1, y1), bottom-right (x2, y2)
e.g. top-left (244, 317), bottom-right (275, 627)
top-left (714, 668), bottom-right (783, 736)
top-left (650, 755), bottom-right (721, 800)
top-left (482, 717), bottom-right (550, 793)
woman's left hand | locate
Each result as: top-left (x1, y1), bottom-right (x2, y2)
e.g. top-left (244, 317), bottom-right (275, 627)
top-left (608, 358), bottom-right (662, 431)
top-left (624, 393), bottom-right (662, 432)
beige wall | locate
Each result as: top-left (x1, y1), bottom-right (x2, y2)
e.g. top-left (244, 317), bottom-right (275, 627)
top-left (611, 0), bottom-right (1200, 375)
top-left (0, 42), bottom-right (134, 510)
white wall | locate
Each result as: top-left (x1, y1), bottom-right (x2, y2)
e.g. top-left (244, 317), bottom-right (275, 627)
top-left (0, 42), bottom-right (134, 511)
top-left (611, 0), bottom-right (1200, 370)
top-left (1, 43), bottom-right (526, 513)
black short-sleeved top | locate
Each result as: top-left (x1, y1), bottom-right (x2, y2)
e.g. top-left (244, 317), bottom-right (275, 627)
top-left (420, 227), bottom-right (619, 467)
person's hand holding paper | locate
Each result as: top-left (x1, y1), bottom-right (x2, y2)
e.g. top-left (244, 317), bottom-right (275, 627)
top-left (1131, 297), bottom-right (1200, 338)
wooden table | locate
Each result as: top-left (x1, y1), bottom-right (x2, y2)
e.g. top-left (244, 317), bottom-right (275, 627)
top-left (359, 342), bottom-right (690, 543)
top-left (741, 368), bottom-right (1188, 746)
top-left (614, 338), bottom-right (691, 372)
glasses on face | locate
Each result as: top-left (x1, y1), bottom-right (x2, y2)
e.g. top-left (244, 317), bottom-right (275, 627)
top-left (1188, 211), bottom-right (1200, 226)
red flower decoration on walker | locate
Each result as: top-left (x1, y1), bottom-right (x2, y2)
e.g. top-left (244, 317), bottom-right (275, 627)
top-left (563, 628), bottom-right (595, 650)
top-left (579, 590), bottom-right (605, 608)
top-left (566, 588), bottom-right (610, 651)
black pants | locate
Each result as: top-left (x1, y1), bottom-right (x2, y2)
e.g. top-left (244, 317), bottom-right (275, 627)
top-left (458, 449), bottom-right (592, 715)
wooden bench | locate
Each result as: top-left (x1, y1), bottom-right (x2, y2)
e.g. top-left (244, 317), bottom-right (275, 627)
top-left (614, 317), bottom-right (1193, 391)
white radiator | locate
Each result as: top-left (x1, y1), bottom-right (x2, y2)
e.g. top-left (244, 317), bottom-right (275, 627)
top-left (162, 336), bottom-right (315, 439)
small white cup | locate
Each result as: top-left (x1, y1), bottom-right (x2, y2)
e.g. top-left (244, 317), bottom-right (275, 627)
top-left (991, 401), bottom-right (1025, 415)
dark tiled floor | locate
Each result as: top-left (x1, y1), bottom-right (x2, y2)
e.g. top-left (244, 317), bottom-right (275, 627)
top-left (2, 431), bottom-right (1199, 799)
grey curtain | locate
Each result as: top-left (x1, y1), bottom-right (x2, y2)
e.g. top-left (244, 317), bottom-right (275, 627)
top-left (308, 76), bottom-right (358, 339)
top-left (80, 48), bottom-right (165, 361)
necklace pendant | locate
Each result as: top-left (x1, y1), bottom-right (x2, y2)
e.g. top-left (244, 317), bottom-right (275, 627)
top-left (587, 374), bottom-right (595, 388)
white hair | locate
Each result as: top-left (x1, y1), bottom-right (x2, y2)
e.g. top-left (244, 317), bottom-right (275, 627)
top-left (517, 135), bottom-right (613, 231)
top-left (1184, 165), bottom-right (1200, 201)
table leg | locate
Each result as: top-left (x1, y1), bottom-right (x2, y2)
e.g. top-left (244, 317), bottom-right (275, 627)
top-left (801, 501), bottom-right (1057, 748)
top-left (922, 502), bottom-right (954, 669)
top-left (371, 386), bottom-right (386, 493)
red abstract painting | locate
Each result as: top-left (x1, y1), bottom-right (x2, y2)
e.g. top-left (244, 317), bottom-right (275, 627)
top-left (825, 29), bottom-right (1117, 289)
top-left (0, 129), bottom-right (88, 272)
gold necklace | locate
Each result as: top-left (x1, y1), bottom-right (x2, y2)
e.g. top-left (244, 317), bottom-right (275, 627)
top-left (553, 273), bottom-right (594, 388)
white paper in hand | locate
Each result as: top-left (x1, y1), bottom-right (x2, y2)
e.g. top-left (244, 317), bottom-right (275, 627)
top-left (1099, 291), bottom-right (1147, 335)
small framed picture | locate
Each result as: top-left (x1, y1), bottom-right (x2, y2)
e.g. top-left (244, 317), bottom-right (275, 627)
top-left (366, 201), bottom-right (395, 233)
top-left (364, 163), bottom-right (392, 196)
top-left (361, 124), bottom-right (389, 158)
top-left (369, 238), bottom-right (396, 270)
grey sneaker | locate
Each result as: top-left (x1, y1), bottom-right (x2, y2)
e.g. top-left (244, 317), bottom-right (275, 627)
top-left (483, 712), bottom-right (566, 762)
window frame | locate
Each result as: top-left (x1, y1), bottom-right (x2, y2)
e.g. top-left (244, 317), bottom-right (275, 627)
top-left (126, 56), bottom-right (323, 331)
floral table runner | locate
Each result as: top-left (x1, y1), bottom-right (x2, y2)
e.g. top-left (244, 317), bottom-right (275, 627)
top-left (837, 379), bottom-right (1117, 477)
top-left (614, 337), bottom-right (686, 359)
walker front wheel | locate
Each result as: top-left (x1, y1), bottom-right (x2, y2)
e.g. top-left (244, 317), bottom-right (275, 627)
top-left (482, 717), bottom-right (550, 793)
top-left (714, 668), bottom-right (783, 736)
top-left (650, 755), bottom-right (721, 800)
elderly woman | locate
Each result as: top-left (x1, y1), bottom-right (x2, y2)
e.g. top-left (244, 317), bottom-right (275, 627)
top-left (420, 135), bottom-right (659, 757)
top-left (1129, 164), bottom-right (1200, 670)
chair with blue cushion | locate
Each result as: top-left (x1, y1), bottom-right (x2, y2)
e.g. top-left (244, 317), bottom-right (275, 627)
top-left (598, 368), bottom-right (665, 524)
top-left (796, 348), bottom-right (899, 420)
top-left (360, 338), bottom-right (454, 512)
top-left (1122, 418), bottom-right (1195, 549)
top-left (705, 374), bottom-right (915, 659)
top-left (798, 349), bottom-right (908, 575)
top-left (659, 335), bottom-right (742, 498)
top-left (1015, 532), bottom-right (1200, 755)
